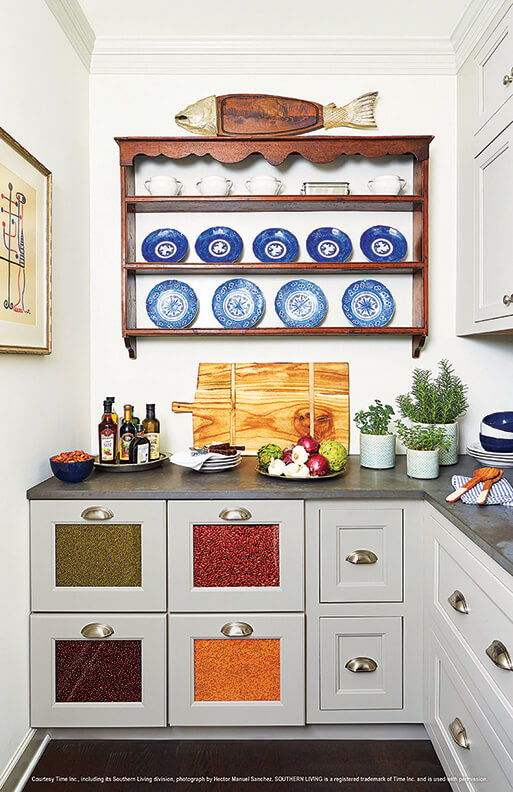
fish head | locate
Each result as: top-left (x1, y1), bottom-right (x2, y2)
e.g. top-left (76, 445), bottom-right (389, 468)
top-left (174, 95), bottom-right (217, 136)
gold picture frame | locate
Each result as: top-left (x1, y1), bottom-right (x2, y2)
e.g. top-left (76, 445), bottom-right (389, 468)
top-left (0, 127), bottom-right (51, 354)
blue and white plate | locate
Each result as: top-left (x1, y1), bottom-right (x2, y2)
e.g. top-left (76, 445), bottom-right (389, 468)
top-left (253, 228), bottom-right (299, 263)
top-left (146, 279), bottom-right (198, 329)
top-left (341, 279), bottom-right (395, 327)
top-left (306, 227), bottom-right (352, 262)
top-left (212, 279), bottom-right (264, 328)
top-left (274, 279), bottom-right (327, 328)
top-left (195, 227), bottom-right (243, 263)
top-left (360, 225), bottom-right (407, 262)
top-left (141, 228), bottom-right (188, 263)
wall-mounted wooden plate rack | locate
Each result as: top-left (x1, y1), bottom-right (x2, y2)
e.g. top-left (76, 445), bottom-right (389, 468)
top-left (116, 135), bottom-right (432, 359)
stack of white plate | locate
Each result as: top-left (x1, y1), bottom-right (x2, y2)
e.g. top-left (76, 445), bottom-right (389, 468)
top-left (466, 441), bottom-right (513, 468)
top-left (199, 452), bottom-right (242, 473)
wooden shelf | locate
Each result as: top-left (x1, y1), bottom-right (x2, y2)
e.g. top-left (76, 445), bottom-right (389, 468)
top-left (126, 260), bottom-right (425, 275)
top-left (117, 135), bottom-right (432, 359)
top-left (126, 195), bottom-right (424, 213)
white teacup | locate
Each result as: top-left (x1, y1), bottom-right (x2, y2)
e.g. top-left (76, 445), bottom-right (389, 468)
top-left (197, 176), bottom-right (232, 195)
top-left (246, 176), bottom-right (284, 195)
top-left (144, 175), bottom-right (183, 195)
top-left (368, 175), bottom-right (406, 195)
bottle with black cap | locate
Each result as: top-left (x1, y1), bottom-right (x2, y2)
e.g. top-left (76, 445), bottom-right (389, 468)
top-left (129, 425), bottom-right (150, 464)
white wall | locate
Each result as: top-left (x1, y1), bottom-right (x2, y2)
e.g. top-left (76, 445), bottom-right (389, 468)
top-left (0, 0), bottom-right (90, 778)
top-left (89, 72), bottom-right (513, 454)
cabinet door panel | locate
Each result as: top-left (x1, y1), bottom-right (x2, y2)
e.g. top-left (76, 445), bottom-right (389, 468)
top-left (319, 616), bottom-right (403, 710)
top-left (473, 125), bottom-right (513, 322)
top-left (168, 500), bottom-right (303, 611)
top-left (31, 501), bottom-right (166, 612)
top-left (319, 507), bottom-right (403, 602)
top-left (475, 6), bottom-right (513, 133)
top-left (168, 613), bottom-right (304, 726)
top-left (30, 613), bottom-right (166, 727)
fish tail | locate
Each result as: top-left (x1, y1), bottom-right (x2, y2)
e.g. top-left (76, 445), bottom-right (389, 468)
top-left (323, 91), bottom-right (378, 130)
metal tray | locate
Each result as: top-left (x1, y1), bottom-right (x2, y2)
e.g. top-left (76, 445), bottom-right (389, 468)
top-left (256, 466), bottom-right (345, 480)
top-left (301, 182), bottom-right (350, 195)
top-left (93, 452), bottom-right (170, 472)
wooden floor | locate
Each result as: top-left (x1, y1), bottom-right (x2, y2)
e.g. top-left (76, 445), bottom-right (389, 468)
top-left (23, 739), bottom-right (452, 791)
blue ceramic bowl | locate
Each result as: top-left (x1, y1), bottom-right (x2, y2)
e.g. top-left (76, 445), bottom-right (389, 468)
top-left (479, 433), bottom-right (513, 453)
top-left (50, 457), bottom-right (94, 483)
top-left (482, 411), bottom-right (513, 433)
top-left (195, 227), bottom-right (243, 263)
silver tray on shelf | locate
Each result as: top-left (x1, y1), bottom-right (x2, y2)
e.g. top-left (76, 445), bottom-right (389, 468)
top-left (256, 466), bottom-right (346, 480)
top-left (300, 182), bottom-right (350, 195)
top-left (93, 452), bottom-right (170, 472)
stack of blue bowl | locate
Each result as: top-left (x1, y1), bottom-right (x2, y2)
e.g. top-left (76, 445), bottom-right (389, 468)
top-left (479, 412), bottom-right (513, 453)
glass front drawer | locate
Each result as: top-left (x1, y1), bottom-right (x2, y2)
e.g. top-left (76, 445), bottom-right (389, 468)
top-left (30, 613), bottom-right (166, 727)
top-left (168, 501), bottom-right (303, 612)
top-left (31, 501), bottom-right (166, 611)
top-left (169, 613), bottom-right (304, 726)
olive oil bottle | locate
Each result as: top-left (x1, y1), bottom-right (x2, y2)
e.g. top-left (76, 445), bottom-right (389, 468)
top-left (129, 425), bottom-right (150, 464)
top-left (142, 403), bottom-right (160, 461)
top-left (119, 404), bottom-right (135, 463)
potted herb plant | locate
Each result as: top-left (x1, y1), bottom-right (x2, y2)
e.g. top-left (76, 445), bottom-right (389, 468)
top-left (396, 359), bottom-right (468, 466)
top-left (354, 400), bottom-right (396, 469)
top-left (395, 421), bottom-right (451, 479)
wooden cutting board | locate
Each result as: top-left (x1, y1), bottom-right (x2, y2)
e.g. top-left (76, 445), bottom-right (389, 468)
top-left (172, 362), bottom-right (349, 454)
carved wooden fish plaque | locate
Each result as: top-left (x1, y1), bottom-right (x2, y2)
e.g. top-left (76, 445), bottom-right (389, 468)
top-left (175, 92), bottom-right (378, 137)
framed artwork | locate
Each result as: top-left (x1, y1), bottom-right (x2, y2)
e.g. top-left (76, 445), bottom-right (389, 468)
top-left (0, 127), bottom-right (51, 354)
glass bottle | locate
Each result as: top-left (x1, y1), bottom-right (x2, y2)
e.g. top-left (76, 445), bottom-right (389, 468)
top-left (98, 400), bottom-right (118, 464)
top-left (142, 403), bottom-right (160, 461)
top-left (119, 404), bottom-right (135, 463)
top-left (129, 425), bottom-right (150, 464)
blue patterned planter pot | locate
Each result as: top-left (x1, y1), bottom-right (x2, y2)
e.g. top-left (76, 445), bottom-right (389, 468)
top-left (406, 449), bottom-right (439, 479)
top-left (418, 422), bottom-right (458, 466)
top-left (360, 433), bottom-right (396, 469)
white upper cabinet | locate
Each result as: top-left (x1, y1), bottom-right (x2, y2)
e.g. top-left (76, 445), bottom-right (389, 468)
top-left (457, 2), bottom-right (513, 336)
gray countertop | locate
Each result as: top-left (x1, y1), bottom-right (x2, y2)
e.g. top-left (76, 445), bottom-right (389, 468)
top-left (27, 455), bottom-right (513, 577)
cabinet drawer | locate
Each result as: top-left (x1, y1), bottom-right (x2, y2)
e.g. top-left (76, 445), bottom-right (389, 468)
top-left (168, 500), bottom-right (303, 611)
top-left (426, 629), bottom-right (513, 792)
top-left (30, 613), bottom-right (166, 727)
top-left (31, 501), bottom-right (166, 612)
top-left (319, 507), bottom-right (403, 602)
top-left (475, 5), bottom-right (513, 134)
top-left (319, 617), bottom-right (402, 710)
top-left (168, 613), bottom-right (304, 726)
top-left (430, 514), bottom-right (513, 707)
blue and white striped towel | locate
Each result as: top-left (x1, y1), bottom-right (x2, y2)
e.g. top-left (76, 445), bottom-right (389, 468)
top-left (451, 475), bottom-right (513, 507)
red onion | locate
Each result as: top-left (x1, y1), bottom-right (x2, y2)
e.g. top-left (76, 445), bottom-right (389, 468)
top-left (306, 453), bottom-right (330, 476)
top-left (281, 451), bottom-right (294, 466)
top-left (297, 435), bottom-right (320, 454)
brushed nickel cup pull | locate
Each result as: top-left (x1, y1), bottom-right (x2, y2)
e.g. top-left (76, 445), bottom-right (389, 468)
top-left (448, 590), bottom-right (469, 614)
top-left (449, 717), bottom-right (470, 750)
top-left (220, 621), bottom-right (254, 637)
top-left (345, 549), bottom-right (378, 565)
top-left (81, 623), bottom-right (115, 639)
top-left (218, 507), bottom-right (252, 521)
top-left (345, 656), bottom-right (378, 673)
top-left (503, 294), bottom-right (513, 306)
top-left (81, 506), bottom-right (114, 521)
top-left (486, 639), bottom-right (513, 670)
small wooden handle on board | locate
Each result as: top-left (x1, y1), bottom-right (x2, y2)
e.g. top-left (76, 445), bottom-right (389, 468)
top-left (171, 402), bottom-right (194, 413)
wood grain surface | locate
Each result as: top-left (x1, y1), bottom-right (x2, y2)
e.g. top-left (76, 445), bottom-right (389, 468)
top-left (172, 362), bottom-right (349, 453)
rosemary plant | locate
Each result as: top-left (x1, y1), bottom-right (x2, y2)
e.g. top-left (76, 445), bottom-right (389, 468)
top-left (354, 400), bottom-right (394, 435)
top-left (395, 420), bottom-right (451, 451)
top-left (396, 359), bottom-right (469, 424)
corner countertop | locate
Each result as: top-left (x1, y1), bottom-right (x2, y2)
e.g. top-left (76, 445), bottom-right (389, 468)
top-left (27, 455), bottom-right (513, 578)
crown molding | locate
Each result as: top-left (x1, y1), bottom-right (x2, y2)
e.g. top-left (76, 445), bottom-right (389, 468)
top-left (45, 0), bottom-right (95, 70)
top-left (90, 35), bottom-right (456, 75)
top-left (451, 0), bottom-right (510, 71)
